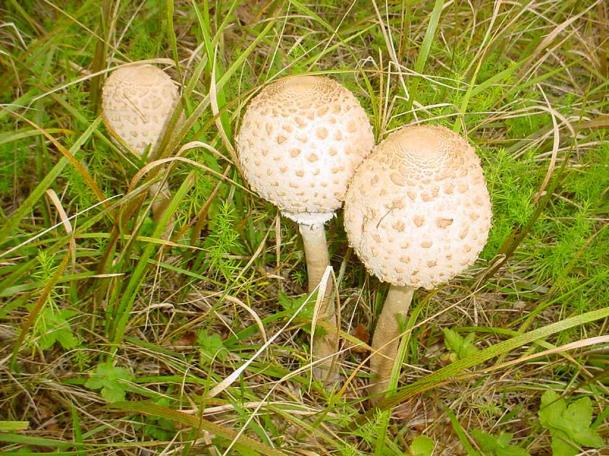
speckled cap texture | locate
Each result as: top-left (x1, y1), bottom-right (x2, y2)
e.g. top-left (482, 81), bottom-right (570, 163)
top-left (102, 64), bottom-right (179, 155)
top-left (236, 75), bottom-right (374, 225)
top-left (344, 125), bottom-right (492, 290)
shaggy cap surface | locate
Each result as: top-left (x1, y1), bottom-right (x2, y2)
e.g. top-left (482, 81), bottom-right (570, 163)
top-left (102, 64), bottom-right (179, 155)
top-left (237, 75), bottom-right (374, 225)
top-left (344, 125), bottom-right (492, 289)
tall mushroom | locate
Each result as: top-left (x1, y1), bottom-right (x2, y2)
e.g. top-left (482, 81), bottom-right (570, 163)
top-left (344, 125), bottom-right (492, 400)
top-left (102, 63), bottom-right (179, 221)
top-left (237, 75), bottom-right (374, 382)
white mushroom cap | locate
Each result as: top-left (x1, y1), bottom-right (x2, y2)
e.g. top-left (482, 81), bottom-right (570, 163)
top-left (236, 75), bottom-right (374, 225)
top-left (102, 64), bottom-right (179, 156)
top-left (344, 125), bottom-right (492, 290)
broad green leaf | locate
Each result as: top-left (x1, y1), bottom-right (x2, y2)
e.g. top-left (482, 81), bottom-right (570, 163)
top-left (409, 435), bottom-right (435, 456)
top-left (38, 308), bottom-right (79, 350)
top-left (539, 391), bottom-right (567, 429)
top-left (443, 328), bottom-right (479, 360)
top-left (197, 329), bottom-right (228, 362)
top-left (538, 391), bottom-right (604, 454)
top-left (472, 429), bottom-right (530, 456)
top-left (565, 398), bottom-right (603, 447)
top-left (551, 431), bottom-right (578, 456)
top-left (84, 362), bottom-right (134, 403)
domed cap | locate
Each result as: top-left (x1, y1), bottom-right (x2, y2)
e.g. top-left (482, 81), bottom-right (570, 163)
top-left (236, 75), bottom-right (374, 225)
top-left (102, 64), bottom-right (179, 155)
top-left (344, 125), bottom-right (492, 290)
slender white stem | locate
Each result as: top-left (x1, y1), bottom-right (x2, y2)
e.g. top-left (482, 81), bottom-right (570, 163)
top-left (369, 285), bottom-right (414, 401)
top-left (299, 223), bottom-right (339, 384)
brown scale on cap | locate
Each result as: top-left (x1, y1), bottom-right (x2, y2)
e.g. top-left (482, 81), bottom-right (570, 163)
top-left (102, 64), bottom-right (179, 155)
top-left (344, 125), bottom-right (492, 290)
top-left (237, 75), bottom-right (374, 225)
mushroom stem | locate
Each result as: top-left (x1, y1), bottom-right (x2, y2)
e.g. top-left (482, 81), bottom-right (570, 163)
top-left (369, 285), bottom-right (415, 401)
top-left (300, 223), bottom-right (330, 293)
top-left (299, 223), bottom-right (339, 383)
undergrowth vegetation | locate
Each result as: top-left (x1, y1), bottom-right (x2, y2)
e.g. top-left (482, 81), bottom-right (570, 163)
top-left (1, 0), bottom-right (608, 454)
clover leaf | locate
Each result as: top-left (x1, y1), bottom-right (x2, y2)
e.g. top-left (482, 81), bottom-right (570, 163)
top-left (37, 307), bottom-right (79, 350)
top-left (197, 329), bottom-right (229, 362)
top-left (443, 328), bottom-right (479, 361)
top-left (538, 390), bottom-right (604, 456)
top-left (84, 362), bottom-right (134, 403)
top-left (472, 429), bottom-right (530, 456)
top-left (409, 435), bottom-right (435, 456)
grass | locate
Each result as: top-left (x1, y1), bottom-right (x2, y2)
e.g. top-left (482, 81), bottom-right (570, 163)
top-left (1, 0), bottom-right (609, 454)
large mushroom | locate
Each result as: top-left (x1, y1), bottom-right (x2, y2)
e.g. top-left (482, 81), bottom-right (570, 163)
top-left (237, 75), bottom-right (374, 382)
top-left (102, 63), bottom-right (179, 221)
top-left (344, 124), bottom-right (492, 400)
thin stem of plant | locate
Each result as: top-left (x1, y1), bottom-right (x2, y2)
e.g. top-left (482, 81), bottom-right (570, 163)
top-left (299, 223), bottom-right (339, 384)
top-left (369, 285), bottom-right (414, 402)
top-left (149, 181), bottom-right (172, 223)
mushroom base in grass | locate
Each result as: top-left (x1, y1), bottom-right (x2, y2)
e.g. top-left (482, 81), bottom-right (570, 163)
top-left (368, 285), bottom-right (414, 399)
top-left (299, 222), bottom-right (339, 383)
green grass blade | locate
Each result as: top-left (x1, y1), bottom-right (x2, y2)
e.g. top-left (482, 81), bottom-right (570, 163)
top-left (406, 0), bottom-right (445, 113)
top-left (109, 401), bottom-right (288, 456)
top-left (374, 305), bottom-right (609, 412)
top-left (413, 0), bottom-right (444, 74)
top-left (0, 421), bottom-right (29, 431)
top-left (446, 408), bottom-right (480, 456)
top-left (0, 117), bottom-right (102, 245)
top-left (109, 173), bottom-right (195, 348)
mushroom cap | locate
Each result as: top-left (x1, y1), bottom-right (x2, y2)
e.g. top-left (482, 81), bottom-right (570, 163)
top-left (344, 125), bottom-right (492, 290)
top-left (102, 64), bottom-right (179, 156)
top-left (236, 75), bottom-right (374, 225)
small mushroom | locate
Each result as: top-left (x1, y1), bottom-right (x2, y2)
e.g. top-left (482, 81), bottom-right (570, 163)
top-left (102, 63), bottom-right (179, 221)
top-left (237, 75), bottom-right (374, 382)
top-left (344, 125), bottom-right (492, 400)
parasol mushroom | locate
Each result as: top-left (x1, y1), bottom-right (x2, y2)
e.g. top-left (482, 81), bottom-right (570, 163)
top-left (344, 124), bottom-right (492, 400)
top-left (237, 75), bottom-right (374, 382)
top-left (102, 63), bottom-right (179, 221)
